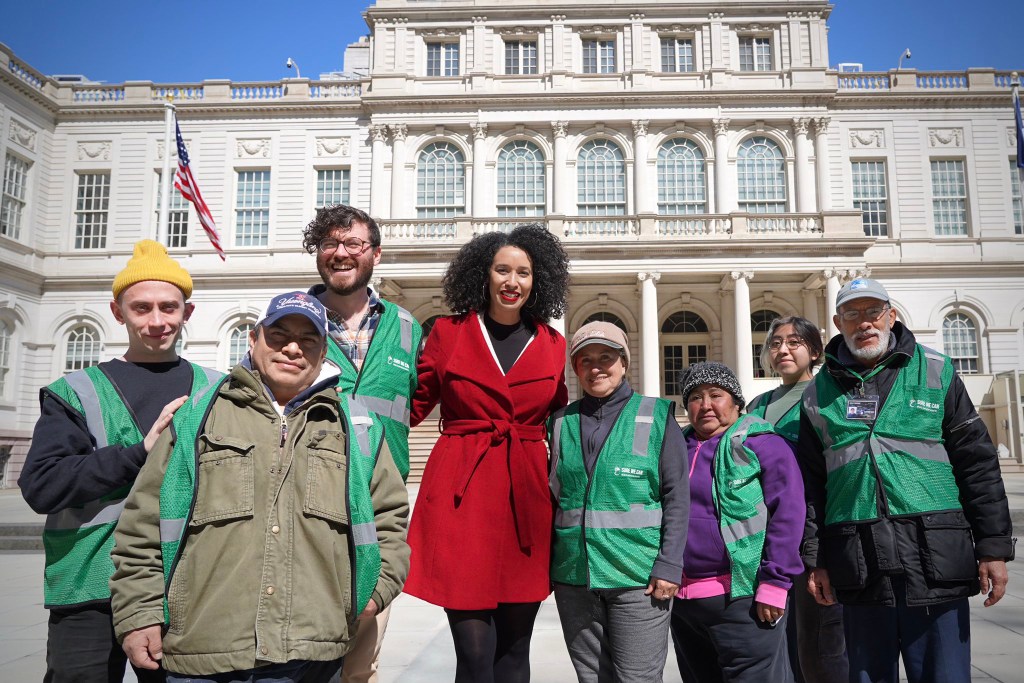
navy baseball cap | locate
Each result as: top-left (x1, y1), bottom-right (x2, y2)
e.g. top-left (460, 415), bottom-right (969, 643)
top-left (259, 291), bottom-right (328, 337)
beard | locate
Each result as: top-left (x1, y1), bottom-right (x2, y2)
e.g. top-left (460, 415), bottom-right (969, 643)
top-left (844, 323), bottom-right (891, 364)
top-left (319, 260), bottom-right (374, 297)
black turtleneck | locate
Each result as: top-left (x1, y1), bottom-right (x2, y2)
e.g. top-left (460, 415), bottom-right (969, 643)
top-left (482, 312), bottom-right (534, 374)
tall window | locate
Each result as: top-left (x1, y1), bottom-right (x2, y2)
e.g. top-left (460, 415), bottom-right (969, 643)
top-left (751, 309), bottom-right (780, 378)
top-left (1010, 160), bottom-right (1022, 235)
top-left (74, 173), bottom-right (110, 249)
top-left (417, 142), bottom-right (465, 218)
top-left (0, 320), bottom-right (10, 397)
top-left (943, 312), bottom-right (979, 374)
top-left (737, 137), bottom-right (786, 214)
top-left (577, 140), bottom-right (626, 216)
top-left (852, 161), bottom-right (889, 237)
top-left (316, 169), bottom-right (350, 209)
top-left (227, 323), bottom-right (254, 369)
top-left (660, 37), bottom-right (695, 73)
top-left (505, 40), bottom-right (538, 75)
top-left (658, 139), bottom-right (707, 214)
top-left (2, 154), bottom-right (30, 240)
top-left (661, 311), bottom-right (710, 398)
top-left (65, 325), bottom-right (101, 373)
top-left (235, 170), bottom-right (270, 247)
top-left (497, 141), bottom-right (545, 217)
top-left (582, 39), bottom-right (615, 74)
top-left (427, 42), bottom-right (460, 77)
top-left (931, 160), bottom-right (967, 236)
top-left (738, 36), bottom-right (772, 72)
top-left (155, 172), bottom-right (190, 248)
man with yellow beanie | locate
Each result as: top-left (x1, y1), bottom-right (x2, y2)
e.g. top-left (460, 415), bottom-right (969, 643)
top-left (19, 240), bottom-right (222, 683)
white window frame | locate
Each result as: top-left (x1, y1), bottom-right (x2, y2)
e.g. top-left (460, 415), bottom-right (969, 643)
top-left (504, 38), bottom-right (539, 75)
top-left (154, 170), bottom-right (191, 249)
top-left (661, 311), bottom-right (711, 399)
top-left (315, 168), bottom-right (351, 211)
top-left (416, 142), bottom-right (466, 219)
top-left (660, 36), bottom-right (695, 73)
top-left (577, 139), bottom-right (626, 216)
top-left (1, 153), bottom-right (31, 240)
top-left (581, 37), bottom-right (616, 74)
top-left (497, 140), bottom-right (546, 217)
top-left (942, 312), bottom-right (980, 374)
top-left (0, 319), bottom-right (12, 400)
top-left (74, 172), bottom-right (110, 250)
top-left (851, 160), bottom-right (889, 237)
top-left (234, 169), bottom-right (271, 247)
top-left (1010, 158), bottom-right (1022, 236)
top-left (226, 321), bottom-right (255, 370)
top-left (737, 137), bottom-right (787, 214)
top-left (426, 41), bottom-right (460, 77)
top-left (657, 138), bottom-right (707, 215)
top-left (65, 324), bottom-right (101, 374)
top-left (930, 158), bottom-right (969, 237)
top-left (738, 35), bottom-right (773, 72)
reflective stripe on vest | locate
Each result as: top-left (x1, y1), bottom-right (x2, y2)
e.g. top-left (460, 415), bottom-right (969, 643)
top-left (356, 394), bottom-right (411, 427)
top-left (46, 497), bottom-right (127, 531)
top-left (823, 436), bottom-right (949, 473)
top-left (397, 308), bottom-right (415, 354)
top-left (553, 503), bottom-right (663, 529)
top-left (548, 413), bottom-right (565, 501)
top-left (63, 370), bottom-right (109, 448)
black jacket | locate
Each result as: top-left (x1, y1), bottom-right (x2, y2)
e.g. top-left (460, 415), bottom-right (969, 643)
top-left (797, 321), bottom-right (1013, 606)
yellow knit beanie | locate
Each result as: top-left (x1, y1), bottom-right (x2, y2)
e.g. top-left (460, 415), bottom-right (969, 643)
top-left (111, 240), bottom-right (193, 300)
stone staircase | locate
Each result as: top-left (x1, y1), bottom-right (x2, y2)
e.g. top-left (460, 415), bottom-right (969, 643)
top-left (408, 418), bottom-right (440, 484)
top-left (0, 522), bottom-right (44, 552)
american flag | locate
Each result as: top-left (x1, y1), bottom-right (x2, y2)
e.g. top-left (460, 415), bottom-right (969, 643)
top-left (174, 120), bottom-right (225, 260)
top-left (1014, 82), bottom-right (1024, 211)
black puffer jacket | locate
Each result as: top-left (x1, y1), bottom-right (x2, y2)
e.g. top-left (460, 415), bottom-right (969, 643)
top-left (798, 321), bottom-right (1014, 606)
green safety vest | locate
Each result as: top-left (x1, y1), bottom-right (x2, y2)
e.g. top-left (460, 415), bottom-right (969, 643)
top-left (803, 344), bottom-right (960, 526)
top-left (747, 390), bottom-right (800, 443)
top-left (326, 301), bottom-right (419, 481)
top-left (42, 362), bottom-right (222, 608)
top-left (548, 393), bottom-right (670, 589)
top-left (683, 414), bottom-right (776, 599)
top-left (158, 382), bottom-right (384, 623)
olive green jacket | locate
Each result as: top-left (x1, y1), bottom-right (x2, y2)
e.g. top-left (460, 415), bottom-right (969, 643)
top-left (110, 362), bottom-right (410, 676)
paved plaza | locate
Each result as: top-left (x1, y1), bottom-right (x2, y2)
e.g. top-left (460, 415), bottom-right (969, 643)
top-left (1, 476), bottom-right (1023, 682)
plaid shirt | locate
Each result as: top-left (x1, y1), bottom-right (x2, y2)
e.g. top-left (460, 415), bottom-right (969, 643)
top-left (327, 287), bottom-right (384, 372)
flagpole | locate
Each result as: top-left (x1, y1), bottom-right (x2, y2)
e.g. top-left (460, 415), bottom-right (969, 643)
top-left (1014, 72), bottom-right (1024, 210)
top-left (157, 97), bottom-right (176, 244)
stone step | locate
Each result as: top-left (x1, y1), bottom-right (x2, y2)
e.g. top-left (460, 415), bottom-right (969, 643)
top-left (0, 522), bottom-right (44, 537)
top-left (0, 535), bottom-right (43, 552)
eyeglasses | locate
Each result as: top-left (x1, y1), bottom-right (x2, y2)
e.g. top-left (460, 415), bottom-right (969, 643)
top-left (839, 305), bottom-right (890, 322)
top-left (317, 237), bottom-right (375, 255)
top-left (767, 338), bottom-right (805, 352)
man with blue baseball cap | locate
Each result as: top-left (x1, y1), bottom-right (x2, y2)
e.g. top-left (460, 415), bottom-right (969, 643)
top-left (110, 291), bottom-right (410, 683)
top-left (797, 278), bottom-right (1012, 683)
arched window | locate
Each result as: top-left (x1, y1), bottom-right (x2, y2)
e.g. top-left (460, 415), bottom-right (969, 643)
top-left (65, 324), bottom-right (101, 373)
top-left (943, 312), bottom-right (979, 374)
top-left (657, 139), bottom-right (707, 214)
top-left (0, 320), bottom-right (10, 396)
top-left (497, 141), bottom-right (545, 217)
top-left (737, 137), bottom-right (786, 214)
top-left (417, 142), bottom-right (465, 218)
top-left (578, 140), bottom-right (626, 216)
top-left (661, 311), bottom-right (710, 398)
top-left (751, 309), bottom-right (780, 378)
top-left (582, 311), bottom-right (628, 333)
top-left (419, 314), bottom-right (445, 354)
top-left (227, 322), bottom-right (255, 370)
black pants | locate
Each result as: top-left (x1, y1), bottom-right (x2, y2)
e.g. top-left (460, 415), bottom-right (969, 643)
top-left (44, 606), bottom-right (165, 683)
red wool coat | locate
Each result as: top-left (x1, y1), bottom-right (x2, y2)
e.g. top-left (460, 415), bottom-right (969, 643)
top-left (405, 312), bottom-right (568, 610)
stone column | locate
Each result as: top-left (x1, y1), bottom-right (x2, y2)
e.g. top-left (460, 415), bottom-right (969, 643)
top-left (731, 271), bottom-right (755, 399)
top-left (629, 14), bottom-right (645, 71)
top-left (551, 15), bottom-right (566, 72)
top-left (824, 269), bottom-right (840, 339)
top-left (813, 116), bottom-right (832, 211)
top-left (793, 118), bottom-right (815, 213)
top-left (471, 16), bottom-right (487, 72)
top-left (633, 120), bottom-right (651, 213)
top-left (471, 122), bottom-right (488, 217)
top-left (713, 119), bottom-right (732, 214)
top-left (389, 123), bottom-right (408, 219)
top-left (552, 121), bottom-right (569, 214)
top-left (370, 124), bottom-right (389, 218)
top-left (638, 272), bottom-right (662, 396)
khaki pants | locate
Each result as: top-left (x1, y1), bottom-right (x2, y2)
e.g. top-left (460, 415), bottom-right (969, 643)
top-left (340, 603), bottom-right (392, 683)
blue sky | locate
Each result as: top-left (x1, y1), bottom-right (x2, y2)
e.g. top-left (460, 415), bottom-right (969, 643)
top-left (2, 1), bottom-right (1022, 83)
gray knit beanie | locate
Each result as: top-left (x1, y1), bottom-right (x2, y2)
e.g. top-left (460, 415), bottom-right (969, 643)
top-left (677, 361), bottom-right (745, 409)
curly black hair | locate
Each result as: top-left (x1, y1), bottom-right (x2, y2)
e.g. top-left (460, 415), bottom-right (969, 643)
top-left (302, 204), bottom-right (381, 254)
top-left (442, 223), bottom-right (570, 323)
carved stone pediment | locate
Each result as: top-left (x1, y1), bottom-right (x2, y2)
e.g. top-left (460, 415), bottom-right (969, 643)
top-left (77, 141), bottom-right (111, 161)
top-left (928, 128), bottom-right (963, 148)
top-left (315, 137), bottom-right (350, 158)
top-left (849, 129), bottom-right (884, 149)
top-left (236, 139), bottom-right (270, 159)
top-left (8, 119), bottom-right (37, 152)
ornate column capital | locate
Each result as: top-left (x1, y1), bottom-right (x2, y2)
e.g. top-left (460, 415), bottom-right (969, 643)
top-left (389, 123), bottom-right (408, 142)
top-left (813, 116), bottom-right (831, 136)
top-left (637, 271), bottom-right (662, 285)
top-left (471, 122), bottom-right (488, 140)
top-left (730, 270), bottom-right (754, 283)
top-left (551, 14), bottom-right (566, 23)
top-left (632, 119), bottom-right (649, 137)
top-left (713, 119), bottom-right (731, 137)
top-left (551, 121), bottom-right (568, 139)
top-left (370, 124), bottom-right (389, 143)
top-left (629, 13), bottom-right (646, 22)
top-left (793, 117), bottom-right (811, 136)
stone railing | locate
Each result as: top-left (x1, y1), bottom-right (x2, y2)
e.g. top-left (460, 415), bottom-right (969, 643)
top-left (656, 216), bottom-right (733, 236)
top-left (152, 85), bottom-right (205, 101)
top-left (837, 68), bottom-right (1018, 92)
top-left (915, 72), bottom-right (968, 90)
top-left (72, 85), bottom-right (125, 102)
top-left (231, 82), bottom-right (284, 100)
top-left (310, 81), bottom-right (362, 99)
top-left (7, 55), bottom-right (45, 90)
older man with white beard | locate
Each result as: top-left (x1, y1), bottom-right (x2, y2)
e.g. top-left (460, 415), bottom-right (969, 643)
top-left (796, 278), bottom-right (1013, 683)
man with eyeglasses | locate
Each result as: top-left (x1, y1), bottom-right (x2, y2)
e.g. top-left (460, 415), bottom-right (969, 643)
top-left (797, 278), bottom-right (1013, 683)
top-left (301, 204), bottom-right (420, 683)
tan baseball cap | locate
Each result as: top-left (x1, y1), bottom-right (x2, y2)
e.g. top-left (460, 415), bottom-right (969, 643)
top-left (569, 321), bottom-right (630, 366)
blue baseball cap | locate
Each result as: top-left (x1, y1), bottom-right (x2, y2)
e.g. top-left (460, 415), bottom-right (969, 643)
top-left (259, 291), bottom-right (328, 337)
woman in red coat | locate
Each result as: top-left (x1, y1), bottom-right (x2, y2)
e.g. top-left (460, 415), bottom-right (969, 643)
top-left (407, 223), bottom-right (570, 683)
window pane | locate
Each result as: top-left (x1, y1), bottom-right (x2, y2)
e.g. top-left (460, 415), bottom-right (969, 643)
top-left (658, 139), bottom-right (706, 214)
top-left (1, 154), bottom-right (30, 240)
top-left (577, 139), bottom-right (626, 215)
top-left (75, 173), bottom-right (110, 249)
top-left (1010, 159), bottom-right (1022, 235)
top-left (235, 170), bottom-right (270, 246)
top-left (316, 169), bottom-right (351, 209)
top-left (942, 313), bottom-right (978, 374)
top-left (931, 160), bottom-right (967, 236)
top-left (737, 137), bottom-right (786, 213)
top-left (583, 39), bottom-right (615, 74)
top-left (497, 141), bottom-right (545, 217)
top-left (65, 325), bottom-right (101, 373)
top-left (155, 171), bottom-right (190, 248)
top-left (661, 311), bottom-right (708, 333)
top-left (417, 142), bottom-right (465, 218)
top-left (852, 161), bottom-right (889, 237)
top-left (228, 323), bottom-right (254, 369)
top-left (505, 40), bottom-right (538, 75)
top-left (583, 312), bottom-right (627, 333)
top-left (739, 36), bottom-right (771, 72)
top-left (660, 38), bottom-right (694, 73)
top-left (0, 320), bottom-right (9, 396)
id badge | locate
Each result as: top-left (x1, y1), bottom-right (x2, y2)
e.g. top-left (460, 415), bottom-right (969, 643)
top-left (847, 396), bottom-right (879, 421)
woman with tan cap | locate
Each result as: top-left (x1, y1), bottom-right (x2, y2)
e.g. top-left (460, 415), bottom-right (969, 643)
top-left (548, 321), bottom-right (689, 683)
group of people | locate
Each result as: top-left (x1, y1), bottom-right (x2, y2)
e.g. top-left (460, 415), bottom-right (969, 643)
top-left (19, 206), bottom-right (1013, 683)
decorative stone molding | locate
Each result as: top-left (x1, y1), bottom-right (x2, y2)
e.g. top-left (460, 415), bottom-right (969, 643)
top-left (579, 25), bottom-right (614, 35)
top-left (551, 121), bottom-right (568, 138)
top-left (654, 24), bottom-right (700, 34)
top-left (629, 13), bottom-right (645, 22)
top-left (551, 14), bottom-right (566, 23)
top-left (1009, 127), bottom-right (1017, 149)
top-left (812, 117), bottom-right (831, 136)
top-left (928, 128), bottom-right (964, 148)
top-left (8, 119), bottom-right (36, 152)
top-left (713, 119), bottom-right (731, 136)
top-left (155, 140), bottom-right (179, 161)
top-left (730, 270), bottom-right (754, 283)
top-left (849, 129), bottom-right (885, 149)
top-left (709, 12), bottom-right (726, 20)
top-left (471, 123), bottom-right (488, 141)
top-left (370, 124), bottom-right (389, 143)
top-left (632, 120), bottom-right (649, 137)
top-left (471, 16), bottom-right (487, 24)
top-left (499, 26), bottom-right (541, 36)
top-left (637, 271), bottom-right (662, 285)
top-left (236, 138), bottom-right (270, 159)
top-left (389, 123), bottom-right (408, 142)
top-left (420, 27), bottom-right (461, 37)
top-left (315, 137), bottom-right (350, 158)
top-left (793, 118), bottom-right (811, 136)
top-left (734, 24), bottom-right (775, 33)
top-left (77, 141), bottom-right (111, 161)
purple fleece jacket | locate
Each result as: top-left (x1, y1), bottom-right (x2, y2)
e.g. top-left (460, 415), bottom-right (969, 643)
top-left (681, 431), bottom-right (805, 608)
